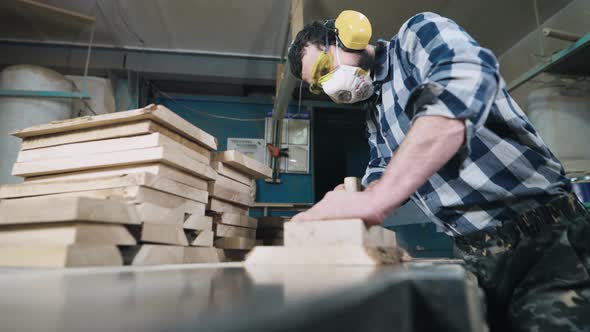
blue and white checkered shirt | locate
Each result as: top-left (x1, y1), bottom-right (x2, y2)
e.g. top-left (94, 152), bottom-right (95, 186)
top-left (362, 12), bottom-right (570, 235)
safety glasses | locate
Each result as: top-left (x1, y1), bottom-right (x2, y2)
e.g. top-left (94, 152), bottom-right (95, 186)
top-left (309, 51), bottom-right (334, 94)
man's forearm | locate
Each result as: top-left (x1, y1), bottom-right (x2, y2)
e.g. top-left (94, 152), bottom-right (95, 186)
top-left (371, 115), bottom-right (466, 214)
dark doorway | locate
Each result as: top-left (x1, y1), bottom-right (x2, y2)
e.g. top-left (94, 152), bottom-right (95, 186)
top-left (313, 108), bottom-right (369, 202)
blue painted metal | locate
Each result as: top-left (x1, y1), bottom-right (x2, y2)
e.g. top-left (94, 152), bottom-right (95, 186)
top-left (0, 89), bottom-right (90, 99)
top-left (507, 31), bottom-right (590, 91)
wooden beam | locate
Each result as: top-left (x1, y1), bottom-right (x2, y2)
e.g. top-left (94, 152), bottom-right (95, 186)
top-left (135, 203), bottom-right (184, 226)
top-left (13, 104), bottom-right (218, 150)
top-left (213, 212), bottom-right (257, 229)
top-left (183, 215), bottom-right (213, 231)
top-left (210, 161), bottom-right (252, 185)
top-left (215, 224), bottom-right (256, 239)
top-left (213, 150), bottom-right (272, 179)
top-left (208, 181), bottom-right (252, 207)
top-left (1, 173), bottom-right (209, 203)
top-left (208, 198), bottom-right (249, 215)
top-left (214, 236), bottom-right (257, 250)
top-left (0, 245), bottom-right (123, 267)
top-left (120, 245), bottom-right (184, 266)
top-left (130, 223), bottom-right (188, 246)
top-left (183, 247), bottom-right (224, 263)
top-left (188, 230), bottom-right (214, 247)
top-left (245, 246), bottom-right (405, 266)
top-left (284, 219), bottom-right (397, 248)
top-left (0, 196), bottom-right (140, 225)
top-left (0, 222), bottom-right (136, 245)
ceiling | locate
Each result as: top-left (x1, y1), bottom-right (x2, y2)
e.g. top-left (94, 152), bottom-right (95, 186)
top-left (0, 0), bottom-right (574, 56)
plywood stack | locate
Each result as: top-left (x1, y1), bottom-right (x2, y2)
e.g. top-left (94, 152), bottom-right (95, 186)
top-left (0, 104), bottom-right (226, 266)
top-left (207, 150), bottom-right (272, 260)
top-left (256, 216), bottom-right (289, 246)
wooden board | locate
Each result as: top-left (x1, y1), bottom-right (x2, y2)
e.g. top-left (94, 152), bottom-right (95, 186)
top-left (213, 150), bottom-right (272, 179)
top-left (120, 244), bottom-right (184, 266)
top-left (0, 245), bottom-right (123, 267)
top-left (129, 223), bottom-right (188, 246)
top-left (257, 216), bottom-right (289, 229)
top-left (24, 163), bottom-right (209, 191)
top-left (0, 222), bottom-right (136, 245)
top-left (13, 104), bottom-right (218, 150)
top-left (135, 203), bottom-right (184, 226)
top-left (215, 224), bottom-right (256, 239)
top-left (284, 219), bottom-right (397, 248)
top-left (211, 161), bottom-right (252, 185)
top-left (212, 212), bottom-right (257, 229)
top-left (12, 146), bottom-right (217, 181)
top-left (183, 247), bottom-right (224, 263)
top-left (183, 215), bottom-right (213, 231)
top-left (17, 132), bottom-right (209, 165)
top-left (47, 186), bottom-right (207, 216)
top-left (188, 230), bottom-right (214, 247)
top-left (216, 175), bottom-right (251, 194)
top-left (208, 181), bottom-right (252, 207)
top-left (1, 173), bottom-right (209, 203)
top-left (208, 198), bottom-right (249, 215)
top-left (214, 236), bottom-right (256, 250)
top-left (0, 196), bottom-right (140, 225)
top-left (245, 246), bottom-right (405, 266)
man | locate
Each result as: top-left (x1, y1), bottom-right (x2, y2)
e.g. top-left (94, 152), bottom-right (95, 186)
top-left (288, 11), bottom-right (590, 332)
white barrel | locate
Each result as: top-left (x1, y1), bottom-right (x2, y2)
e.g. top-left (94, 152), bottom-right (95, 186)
top-left (66, 75), bottom-right (115, 115)
top-left (527, 80), bottom-right (590, 161)
top-left (0, 65), bottom-right (73, 184)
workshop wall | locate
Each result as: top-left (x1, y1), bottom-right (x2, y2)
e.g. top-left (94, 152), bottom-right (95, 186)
top-left (156, 95), bottom-right (314, 204)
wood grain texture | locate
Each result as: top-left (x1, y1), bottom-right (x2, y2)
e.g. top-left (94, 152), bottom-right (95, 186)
top-left (120, 244), bottom-right (184, 266)
top-left (208, 198), bottom-right (249, 215)
top-left (215, 224), bottom-right (256, 239)
top-left (208, 181), bottom-right (252, 207)
top-left (214, 236), bottom-right (256, 250)
top-left (0, 196), bottom-right (140, 225)
top-left (0, 222), bottom-right (136, 245)
top-left (213, 212), bottom-right (257, 229)
top-left (183, 247), bottom-right (224, 263)
top-left (131, 223), bottom-right (189, 246)
top-left (135, 203), bottom-right (184, 226)
top-left (0, 245), bottom-right (123, 267)
top-left (24, 163), bottom-right (209, 191)
top-left (13, 145), bottom-right (216, 181)
top-left (284, 219), bottom-right (396, 248)
top-left (13, 104), bottom-right (218, 150)
top-left (213, 150), bottom-right (271, 179)
top-left (189, 230), bottom-right (214, 247)
top-left (183, 215), bottom-right (213, 231)
top-left (1, 173), bottom-right (209, 203)
top-left (210, 161), bottom-right (252, 185)
top-left (245, 246), bottom-right (404, 266)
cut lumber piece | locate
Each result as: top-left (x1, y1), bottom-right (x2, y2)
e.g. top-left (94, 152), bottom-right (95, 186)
top-left (183, 247), bottom-right (224, 263)
top-left (215, 224), bottom-right (256, 239)
top-left (135, 203), bottom-right (184, 226)
top-left (212, 212), bottom-right (257, 229)
top-left (12, 146), bottom-right (216, 181)
top-left (0, 245), bottom-right (123, 267)
top-left (48, 186), bottom-right (206, 215)
top-left (183, 215), bottom-right (213, 231)
top-left (211, 161), bottom-right (252, 185)
top-left (0, 196), bottom-right (140, 225)
top-left (208, 181), bottom-right (252, 207)
top-left (284, 219), bottom-right (396, 248)
top-left (128, 223), bottom-right (188, 246)
top-left (213, 150), bottom-right (272, 179)
top-left (0, 223), bottom-right (136, 245)
top-left (245, 246), bottom-right (405, 266)
top-left (187, 230), bottom-right (214, 247)
top-left (215, 175), bottom-right (251, 194)
top-left (120, 244), bottom-right (184, 266)
top-left (208, 198), bottom-right (248, 215)
top-left (214, 236), bottom-right (256, 250)
top-left (0, 173), bottom-right (209, 203)
top-left (257, 216), bottom-right (289, 229)
top-left (16, 132), bottom-right (209, 165)
top-left (24, 163), bottom-right (209, 191)
top-left (13, 104), bottom-right (218, 150)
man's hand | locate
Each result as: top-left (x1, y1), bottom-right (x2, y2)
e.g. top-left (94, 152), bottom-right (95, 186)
top-left (291, 190), bottom-right (390, 225)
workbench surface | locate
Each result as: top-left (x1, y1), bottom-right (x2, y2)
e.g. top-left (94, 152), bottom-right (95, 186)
top-left (0, 261), bottom-right (486, 332)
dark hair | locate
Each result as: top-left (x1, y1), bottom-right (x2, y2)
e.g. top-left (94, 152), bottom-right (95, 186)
top-left (288, 21), bottom-right (336, 80)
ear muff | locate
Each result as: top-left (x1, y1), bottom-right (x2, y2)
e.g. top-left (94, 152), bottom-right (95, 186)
top-left (334, 10), bottom-right (372, 50)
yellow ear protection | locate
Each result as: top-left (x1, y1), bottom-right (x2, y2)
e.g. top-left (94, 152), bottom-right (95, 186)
top-left (308, 10), bottom-right (372, 94)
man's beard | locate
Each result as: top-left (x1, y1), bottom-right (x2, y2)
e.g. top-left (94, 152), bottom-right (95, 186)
top-left (357, 50), bottom-right (375, 72)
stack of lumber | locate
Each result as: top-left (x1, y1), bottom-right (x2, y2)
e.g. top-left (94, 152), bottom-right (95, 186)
top-left (0, 104), bottom-right (226, 267)
top-left (256, 216), bottom-right (289, 246)
top-left (207, 150), bottom-right (272, 260)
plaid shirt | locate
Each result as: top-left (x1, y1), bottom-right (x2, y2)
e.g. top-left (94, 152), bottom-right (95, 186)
top-left (362, 12), bottom-right (570, 235)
